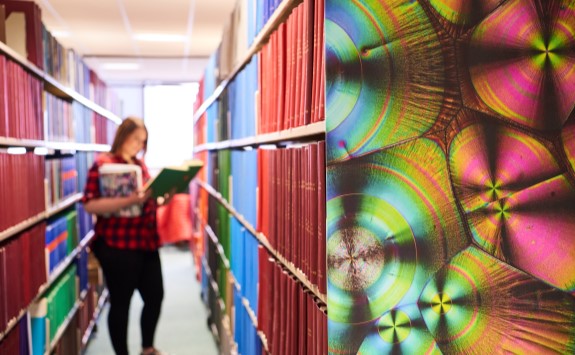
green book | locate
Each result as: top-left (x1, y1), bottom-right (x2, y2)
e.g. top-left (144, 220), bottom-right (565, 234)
top-left (144, 159), bottom-right (204, 198)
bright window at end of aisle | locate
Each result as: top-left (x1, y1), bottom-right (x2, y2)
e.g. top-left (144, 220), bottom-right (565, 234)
top-left (143, 83), bottom-right (199, 172)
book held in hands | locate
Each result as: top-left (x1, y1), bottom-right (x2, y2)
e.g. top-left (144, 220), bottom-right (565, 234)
top-left (145, 160), bottom-right (204, 198)
top-left (98, 163), bottom-right (143, 217)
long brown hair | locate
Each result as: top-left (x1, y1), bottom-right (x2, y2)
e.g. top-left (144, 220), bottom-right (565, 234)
top-left (110, 116), bottom-right (148, 156)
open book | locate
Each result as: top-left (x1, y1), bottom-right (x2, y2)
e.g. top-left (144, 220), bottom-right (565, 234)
top-left (144, 159), bottom-right (204, 198)
top-left (98, 163), bottom-right (143, 217)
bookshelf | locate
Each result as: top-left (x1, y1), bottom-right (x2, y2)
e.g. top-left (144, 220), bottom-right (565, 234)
top-left (201, 257), bottom-right (239, 355)
top-left (199, 181), bottom-right (326, 304)
top-left (0, 193), bottom-right (82, 243)
top-left (191, 0), bottom-right (327, 353)
top-left (81, 288), bottom-right (109, 348)
top-left (0, 137), bottom-right (110, 153)
top-left (0, 3), bottom-right (118, 352)
top-left (0, 230), bottom-right (95, 341)
top-left (0, 41), bottom-right (121, 125)
top-left (193, 121), bottom-right (324, 153)
top-left (204, 225), bottom-right (270, 354)
top-left (193, 0), bottom-right (304, 125)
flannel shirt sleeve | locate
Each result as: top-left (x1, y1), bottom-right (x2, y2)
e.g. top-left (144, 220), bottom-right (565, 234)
top-left (81, 161), bottom-right (101, 204)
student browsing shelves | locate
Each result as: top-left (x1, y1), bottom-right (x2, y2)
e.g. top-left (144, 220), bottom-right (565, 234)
top-left (82, 117), bottom-right (168, 355)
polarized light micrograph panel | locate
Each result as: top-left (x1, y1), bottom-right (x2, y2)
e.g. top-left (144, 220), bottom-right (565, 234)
top-left (327, 138), bottom-right (468, 324)
top-left (326, 0), bottom-right (446, 162)
top-left (468, 0), bottom-right (575, 130)
top-left (449, 120), bottom-right (575, 293)
top-left (419, 246), bottom-right (575, 354)
top-left (357, 304), bottom-right (441, 354)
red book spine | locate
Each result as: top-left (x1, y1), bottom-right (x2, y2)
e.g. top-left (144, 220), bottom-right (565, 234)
top-left (269, 150), bottom-right (276, 247)
top-left (277, 24), bottom-right (286, 132)
top-left (307, 295), bottom-right (315, 355)
top-left (318, 0), bottom-right (325, 122)
top-left (0, 153), bottom-right (5, 231)
top-left (309, 143), bottom-right (318, 287)
top-left (298, 287), bottom-right (307, 355)
top-left (257, 51), bottom-right (264, 135)
top-left (303, 0), bottom-right (314, 126)
top-left (284, 13), bottom-right (293, 131)
top-left (0, 246), bottom-right (6, 331)
top-left (293, 5), bottom-right (303, 128)
top-left (0, 56), bottom-right (6, 138)
top-left (318, 141), bottom-right (326, 294)
top-left (285, 149), bottom-right (293, 261)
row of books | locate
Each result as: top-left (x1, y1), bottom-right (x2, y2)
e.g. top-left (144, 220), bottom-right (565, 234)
top-left (258, 252), bottom-right (327, 355)
top-left (0, 56), bottom-right (43, 140)
top-left (258, 142), bottom-right (326, 293)
top-left (45, 156), bottom-right (78, 209)
top-left (233, 287), bottom-right (262, 355)
top-left (196, 0), bottom-right (325, 144)
top-left (45, 211), bottom-right (79, 274)
top-left (75, 152), bottom-right (95, 239)
top-left (0, 60), bottom-right (116, 144)
top-left (230, 218), bottom-right (259, 315)
top-left (2, 0), bottom-right (122, 114)
top-left (228, 58), bottom-right (258, 140)
top-left (259, 0), bottom-right (325, 134)
top-left (2, 0), bottom-right (43, 69)
top-left (45, 93), bottom-right (116, 145)
top-left (93, 113), bottom-right (117, 145)
top-left (0, 152), bottom-right (45, 232)
top-left (0, 223), bottom-right (46, 334)
top-left (0, 316), bottom-right (29, 355)
top-left (30, 264), bottom-right (77, 355)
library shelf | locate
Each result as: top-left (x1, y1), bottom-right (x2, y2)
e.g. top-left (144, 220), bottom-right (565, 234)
top-left (81, 288), bottom-right (110, 348)
top-left (43, 75), bottom-right (122, 125)
top-left (0, 193), bottom-right (83, 243)
top-left (204, 225), bottom-right (270, 354)
top-left (46, 193), bottom-right (84, 218)
top-left (0, 212), bottom-right (46, 244)
top-left (0, 137), bottom-right (111, 153)
top-left (48, 290), bottom-right (87, 354)
top-left (201, 257), bottom-right (240, 355)
top-left (194, 121), bottom-right (325, 153)
top-left (0, 230), bottom-right (96, 342)
top-left (193, 0), bottom-right (303, 124)
top-left (0, 42), bottom-right (121, 125)
top-left (196, 180), bottom-right (327, 305)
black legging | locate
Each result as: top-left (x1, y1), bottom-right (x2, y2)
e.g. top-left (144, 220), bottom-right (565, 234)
top-left (93, 238), bottom-right (164, 355)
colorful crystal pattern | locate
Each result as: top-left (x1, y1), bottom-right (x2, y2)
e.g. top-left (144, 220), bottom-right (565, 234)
top-left (327, 0), bottom-right (575, 353)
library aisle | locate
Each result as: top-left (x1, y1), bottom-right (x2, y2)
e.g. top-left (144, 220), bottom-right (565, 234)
top-left (84, 245), bottom-right (218, 355)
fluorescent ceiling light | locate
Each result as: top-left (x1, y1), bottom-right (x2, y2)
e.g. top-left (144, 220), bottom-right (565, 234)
top-left (34, 147), bottom-right (49, 155)
top-left (102, 63), bottom-right (141, 70)
top-left (7, 147), bottom-right (27, 154)
top-left (134, 33), bottom-right (187, 42)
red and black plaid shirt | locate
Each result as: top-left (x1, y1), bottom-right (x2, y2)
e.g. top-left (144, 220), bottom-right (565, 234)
top-left (82, 153), bottom-right (159, 250)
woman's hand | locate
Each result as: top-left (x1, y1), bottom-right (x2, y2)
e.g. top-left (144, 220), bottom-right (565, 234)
top-left (131, 188), bottom-right (152, 204)
top-left (84, 188), bottom-right (151, 215)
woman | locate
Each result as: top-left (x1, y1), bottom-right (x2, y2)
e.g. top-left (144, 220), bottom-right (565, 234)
top-left (82, 117), bottom-right (166, 355)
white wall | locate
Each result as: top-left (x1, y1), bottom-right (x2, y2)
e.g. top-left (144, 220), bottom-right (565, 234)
top-left (111, 86), bottom-right (145, 119)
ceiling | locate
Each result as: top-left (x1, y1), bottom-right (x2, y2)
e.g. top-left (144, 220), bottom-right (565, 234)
top-left (35, 0), bottom-right (237, 86)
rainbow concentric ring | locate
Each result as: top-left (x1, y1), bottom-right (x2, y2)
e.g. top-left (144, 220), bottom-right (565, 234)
top-left (357, 304), bottom-right (440, 354)
top-left (326, 0), bottom-right (446, 162)
top-left (468, 0), bottom-right (575, 130)
top-left (327, 138), bottom-right (468, 323)
top-left (419, 246), bottom-right (575, 353)
top-left (449, 121), bottom-right (575, 293)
